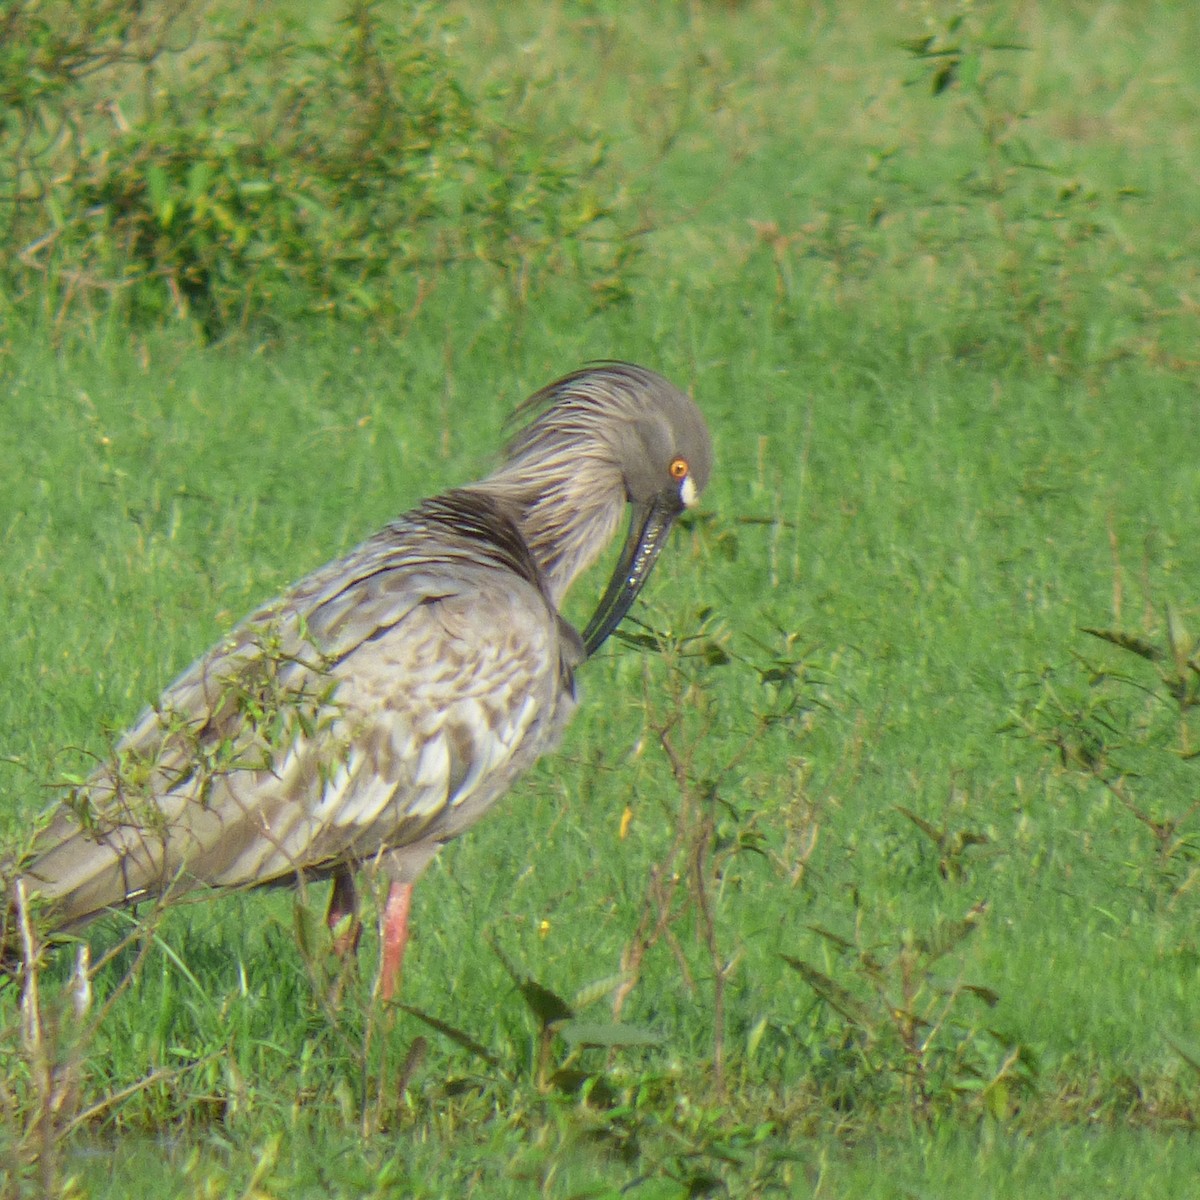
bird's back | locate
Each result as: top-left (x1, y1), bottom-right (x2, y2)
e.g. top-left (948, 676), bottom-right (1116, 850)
top-left (17, 489), bottom-right (581, 931)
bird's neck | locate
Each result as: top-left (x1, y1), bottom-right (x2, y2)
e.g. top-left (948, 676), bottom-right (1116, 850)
top-left (476, 458), bottom-right (626, 608)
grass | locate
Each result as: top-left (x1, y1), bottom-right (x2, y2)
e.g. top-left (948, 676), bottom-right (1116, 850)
top-left (3, 0), bottom-right (1200, 1195)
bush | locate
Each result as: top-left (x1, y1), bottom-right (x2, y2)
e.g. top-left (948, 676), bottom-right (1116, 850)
top-left (0, 0), bottom-right (633, 335)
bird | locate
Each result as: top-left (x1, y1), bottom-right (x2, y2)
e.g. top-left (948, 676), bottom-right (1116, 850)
top-left (5, 362), bottom-right (713, 1000)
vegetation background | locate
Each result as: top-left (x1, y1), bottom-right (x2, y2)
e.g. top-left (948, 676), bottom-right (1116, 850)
top-left (2, 0), bottom-right (1199, 1195)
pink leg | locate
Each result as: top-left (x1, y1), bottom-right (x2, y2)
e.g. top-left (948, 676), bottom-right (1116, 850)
top-left (326, 865), bottom-right (362, 958)
top-left (379, 880), bottom-right (413, 1002)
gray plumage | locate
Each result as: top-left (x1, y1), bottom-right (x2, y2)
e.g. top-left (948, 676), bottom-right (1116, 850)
top-left (8, 363), bottom-right (712, 993)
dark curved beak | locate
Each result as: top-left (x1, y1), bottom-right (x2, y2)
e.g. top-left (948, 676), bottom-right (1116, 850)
top-left (581, 491), bottom-right (682, 657)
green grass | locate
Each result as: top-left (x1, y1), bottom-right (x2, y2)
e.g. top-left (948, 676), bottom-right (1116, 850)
top-left (4, 1), bottom-right (1200, 1195)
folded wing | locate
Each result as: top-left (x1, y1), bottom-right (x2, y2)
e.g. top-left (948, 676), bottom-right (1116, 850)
top-left (21, 493), bottom-right (577, 929)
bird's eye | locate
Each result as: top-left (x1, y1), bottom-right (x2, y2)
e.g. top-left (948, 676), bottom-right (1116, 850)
top-left (668, 457), bottom-right (689, 480)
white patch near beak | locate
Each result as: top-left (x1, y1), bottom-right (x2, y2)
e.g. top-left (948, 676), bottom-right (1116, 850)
top-left (680, 474), bottom-right (699, 509)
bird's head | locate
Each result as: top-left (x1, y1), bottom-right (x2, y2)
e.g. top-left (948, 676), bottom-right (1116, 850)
top-left (493, 362), bottom-right (713, 655)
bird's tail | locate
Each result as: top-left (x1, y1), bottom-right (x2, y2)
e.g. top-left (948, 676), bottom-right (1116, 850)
top-left (0, 789), bottom-right (179, 982)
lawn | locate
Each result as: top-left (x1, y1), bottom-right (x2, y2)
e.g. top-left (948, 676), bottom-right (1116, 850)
top-left (2, 1), bottom-right (1199, 1196)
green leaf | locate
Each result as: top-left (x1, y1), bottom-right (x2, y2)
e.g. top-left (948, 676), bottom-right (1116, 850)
top-left (556, 1021), bottom-right (662, 1048)
top-left (237, 179), bottom-right (273, 198)
top-left (782, 955), bottom-right (875, 1029)
top-left (1165, 602), bottom-right (1193, 677)
top-left (958, 50), bottom-right (982, 91)
top-left (519, 978), bottom-right (575, 1027)
top-left (396, 1003), bottom-right (504, 1069)
top-left (701, 641), bottom-right (732, 667)
top-left (895, 804), bottom-right (945, 846)
top-left (913, 903), bottom-right (989, 961)
top-left (805, 924), bottom-right (856, 952)
top-left (571, 971), bottom-right (636, 1013)
top-left (1166, 1034), bottom-right (1200, 1078)
top-left (962, 983), bottom-right (1002, 1008)
top-left (983, 1078), bottom-right (1009, 1120)
top-left (746, 1015), bottom-right (769, 1060)
top-left (614, 630), bottom-right (663, 652)
top-left (931, 59), bottom-right (959, 95)
top-left (292, 896), bottom-right (323, 958)
top-left (146, 163), bottom-right (174, 226)
top-left (1081, 626), bottom-right (1163, 662)
top-left (186, 159), bottom-right (214, 203)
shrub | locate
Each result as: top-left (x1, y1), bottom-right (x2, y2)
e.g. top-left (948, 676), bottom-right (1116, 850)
top-left (0, 0), bottom-right (632, 334)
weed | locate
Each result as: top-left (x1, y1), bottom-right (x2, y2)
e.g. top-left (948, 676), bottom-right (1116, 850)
top-left (1010, 589), bottom-right (1200, 890)
top-left (0, 0), bottom-right (634, 337)
top-left (784, 902), bottom-right (1036, 1123)
top-left (605, 608), bottom-right (824, 1095)
top-left (899, 2), bottom-right (1041, 196)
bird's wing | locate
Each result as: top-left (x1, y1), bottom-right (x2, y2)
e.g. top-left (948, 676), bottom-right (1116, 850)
top-left (22, 506), bottom-right (575, 927)
top-left (192, 568), bottom-right (569, 889)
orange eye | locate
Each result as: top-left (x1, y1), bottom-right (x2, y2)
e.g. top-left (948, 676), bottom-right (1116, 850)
top-left (669, 457), bottom-right (689, 480)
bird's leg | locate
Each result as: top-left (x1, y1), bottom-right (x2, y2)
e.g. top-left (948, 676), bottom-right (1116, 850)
top-left (326, 864), bottom-right (362, 958)
top-left (378, 880), bottom-right (413, 1002)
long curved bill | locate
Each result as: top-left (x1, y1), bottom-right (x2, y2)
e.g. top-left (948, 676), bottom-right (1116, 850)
top-left (581, 492), bottom-right (681, 658)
